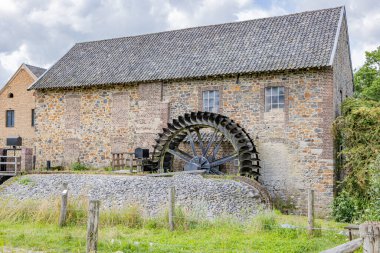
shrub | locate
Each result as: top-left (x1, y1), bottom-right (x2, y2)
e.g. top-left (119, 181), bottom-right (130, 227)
top-left (333, 98), bottom-right (380, 222)
top-left (71, 162), bottom-right (88, 171)
top-left (332, 190), bottom-right (359, 223)
top-left (103, 167), bottom-right (113, 172)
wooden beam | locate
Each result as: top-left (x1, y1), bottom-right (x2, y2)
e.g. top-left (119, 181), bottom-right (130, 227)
top-left (320, 238), bottom-right (363, 253)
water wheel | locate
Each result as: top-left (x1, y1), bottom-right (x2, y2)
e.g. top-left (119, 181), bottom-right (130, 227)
top-left (152, 112), bottom-right (260, 177)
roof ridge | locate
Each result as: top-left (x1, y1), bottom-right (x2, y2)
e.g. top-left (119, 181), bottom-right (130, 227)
top-left (24, 63), bottom-right (47, 71)
top-left (30, 6), bottom-right (346, 89)
top-left (75, 6), bottom-right (344, 46)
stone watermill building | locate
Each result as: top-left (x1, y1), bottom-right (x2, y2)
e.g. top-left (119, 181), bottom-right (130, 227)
top-left (29, 7), bottom-right (353, 214)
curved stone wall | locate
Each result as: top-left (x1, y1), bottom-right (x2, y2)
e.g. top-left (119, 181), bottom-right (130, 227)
top-left (0, 174), bottom-right (268, 218)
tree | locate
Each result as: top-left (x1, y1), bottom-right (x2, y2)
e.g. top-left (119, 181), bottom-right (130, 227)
top-left (354, 46), bottom-right (380, 100)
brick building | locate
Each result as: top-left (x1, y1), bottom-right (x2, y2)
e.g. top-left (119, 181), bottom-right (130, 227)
top-left (0, 63), bottom-right (46, 149)
top-left (29, 7), bottom-right (353, 215)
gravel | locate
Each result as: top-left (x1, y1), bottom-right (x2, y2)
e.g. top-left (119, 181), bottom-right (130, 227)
top-left (0, 173), bottom-right (266, 218)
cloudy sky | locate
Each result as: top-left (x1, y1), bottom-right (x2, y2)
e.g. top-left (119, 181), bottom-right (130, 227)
top-left (0, 0), bottom-right (379, 87)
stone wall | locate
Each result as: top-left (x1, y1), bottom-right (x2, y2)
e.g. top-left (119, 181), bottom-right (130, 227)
top-left (35, 68), bottom-right (339, 216)
top-left (0, 67), bottom-right (37, 149)
top-left (35, 83), bottom-right (169, 168)
top-left (0, 174), bottom-right (267, 218)
top-left (331, 14), bottom-right (354, 187)
top-left (332, 13), bottom-right (354, 117)
top-left (162, 69), bottom-right (336, 215)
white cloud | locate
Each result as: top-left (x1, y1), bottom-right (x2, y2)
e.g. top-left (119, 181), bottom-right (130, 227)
top-left (0, 0), bottom-right (20, 14)
top-left (236, 6), bottom-right (287, 20)
top-left (0, 44), bottom-right (31, 73)
top-left (28, 0), bottom-right (93, 33)
top-left (167, 7), bottom-right (192, 29)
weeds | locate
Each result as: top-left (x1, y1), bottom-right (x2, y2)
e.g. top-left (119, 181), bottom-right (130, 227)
top-left (17, 177), bottom-right (34, 186)
top-left (251, 210), bottom-right (278, 231)
top-left (71, 162), bottom-right (88, 171)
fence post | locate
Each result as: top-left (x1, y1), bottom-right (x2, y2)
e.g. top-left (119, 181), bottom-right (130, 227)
top-left (168, 186), bottom-right (175, 231)
top-left (86, 199), bottom-right (100, 253)
top-left (308, 189), bottom-right (314, 235)
top-left (360, 222), bottom-right (380, 253)
top-left (14, 157), bottom-right (17, 175)
top-left (59, 182), bottom-right (68, 227)
top-left (129, 154), bottom-right (133, 173)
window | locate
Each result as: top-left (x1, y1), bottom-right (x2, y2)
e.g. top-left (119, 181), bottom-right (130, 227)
top-left (265, 87), bottom-right (285, 112)
top-left (8, 93), bottom-right (13, 98)
top-left (6, 110), bottom-right (14, 127)
top-left (203, 90), bottom-right (220, 113)
top-left (31, 109), bottom-right (35, 127)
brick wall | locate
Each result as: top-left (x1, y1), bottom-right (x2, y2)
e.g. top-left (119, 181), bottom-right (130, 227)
top-left (35, 68), bottom-right (340, 216)
top-left (0, 67), bottom-right (36, 149)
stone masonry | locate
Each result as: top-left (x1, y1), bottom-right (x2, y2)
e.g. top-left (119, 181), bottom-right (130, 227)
top-left (32, 8), bottom-right (354, 216)
top-left (35, 66), bottom-right (352, 216)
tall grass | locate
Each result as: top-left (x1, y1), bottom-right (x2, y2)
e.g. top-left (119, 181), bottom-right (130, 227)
top-left (0, 198), bottom-right (209, 229)
top-left (0, 197), bottom-right (319, 238)
top-left (0, 197), bottom-right (87, 225)
top-left (250, 210), bottom-right (278, 231)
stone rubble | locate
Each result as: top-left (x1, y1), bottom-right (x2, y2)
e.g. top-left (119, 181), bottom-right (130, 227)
top-left (0, 174), bottom-right (266, 218)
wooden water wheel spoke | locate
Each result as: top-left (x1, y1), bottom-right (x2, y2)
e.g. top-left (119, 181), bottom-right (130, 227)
top-left (209, 153), bottom-right (238, 167)
top-left (167, 148), bottom-right (193, 163)
top-left (203, 128), bottom-right (218, 157)
top-left (210, 136), bottom-right (224, 161)
top-left (194, 128), bottom-right (205, 155)
top-left (185, 129), bottom-right (197, 156)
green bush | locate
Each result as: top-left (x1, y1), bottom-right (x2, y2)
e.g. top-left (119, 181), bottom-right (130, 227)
top-left (333, 98), bottom-right (380, 222)
top-left (103, 166), bottom-right (113, 172)
top-left (71, 162), bottom-right (88, 171)
top-left (332, 190), bottom-right (359, 223)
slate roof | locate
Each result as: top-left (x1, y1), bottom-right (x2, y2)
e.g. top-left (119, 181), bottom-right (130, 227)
top-left (30, 6), bottom-right (344, 90)
top-left (25, 64), bottom-right (46, 78)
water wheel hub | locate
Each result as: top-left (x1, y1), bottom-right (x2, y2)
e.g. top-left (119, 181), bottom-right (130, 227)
top-left (184, 156), bottom-right (211, 171)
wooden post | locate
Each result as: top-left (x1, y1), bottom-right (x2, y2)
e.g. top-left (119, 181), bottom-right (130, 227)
top-left (86, 200), bottom-right (100, 253)
top-left (120, 153), bottom-right (124, 169)
top-left (168, 186), bottom-right (175, 231)
top-left (137, 158), bottom-right (142, 173)
top-left (308, 189), bottom-right (314, 235)
top-left (360, 222), bottom-right (380, 253)
top-left (129, 154), bottom-right (133, 173)
top-left (59, 182), bottom-right (68, 227)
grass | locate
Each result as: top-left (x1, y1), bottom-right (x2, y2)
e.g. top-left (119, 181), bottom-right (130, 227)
top-left (0, 198), bottom-right (350, 253)
top-left (17, 177), bottom-right (34, 186)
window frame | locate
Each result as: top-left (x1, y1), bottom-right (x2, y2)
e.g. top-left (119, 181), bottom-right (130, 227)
top-left (202, 90), bottom-right (220, 113)
top-left (265, 86), bottom-right (285, 112)
top-left (6, 110), bottom-right (15, 128)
